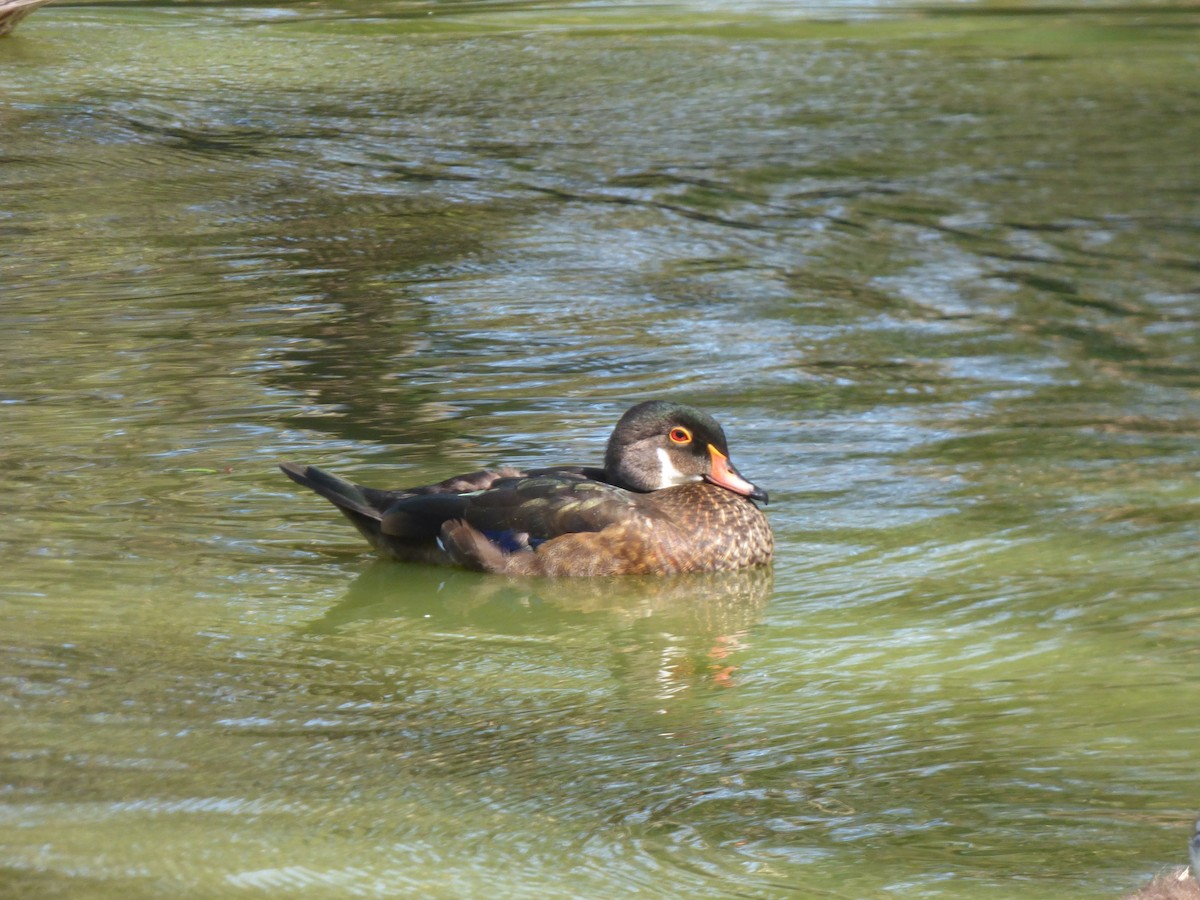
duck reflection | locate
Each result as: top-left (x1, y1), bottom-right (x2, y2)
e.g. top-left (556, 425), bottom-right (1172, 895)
top-left (305, 562), bottom-right (773, 694)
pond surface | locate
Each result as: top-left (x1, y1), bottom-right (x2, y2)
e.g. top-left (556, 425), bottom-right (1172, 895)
top-left (3, 0), bottom-right (1199, 896)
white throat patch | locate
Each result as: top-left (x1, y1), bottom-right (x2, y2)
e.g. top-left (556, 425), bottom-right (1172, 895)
top-left (655, 447), bottom-right (701, 489)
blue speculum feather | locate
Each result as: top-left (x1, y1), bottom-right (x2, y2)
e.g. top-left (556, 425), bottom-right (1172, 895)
top-left (483, 530), bottom-right (546, 553)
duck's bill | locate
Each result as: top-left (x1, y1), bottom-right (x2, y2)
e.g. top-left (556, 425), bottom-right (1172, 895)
top-left (705, 445), bottom-right (769, 505)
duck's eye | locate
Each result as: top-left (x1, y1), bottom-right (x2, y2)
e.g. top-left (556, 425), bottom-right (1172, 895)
top-left (668, 427), bottom-right (692, 445)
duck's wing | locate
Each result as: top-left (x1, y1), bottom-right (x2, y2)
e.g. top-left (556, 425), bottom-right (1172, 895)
top-left (375, 472), bottom-right (637, 545)
top-left (279, 462), bottom-right (644, 570)
top-left (460, 474), bottom-right (648, 544)
top-left (434, 475), bottom-right (682, 575)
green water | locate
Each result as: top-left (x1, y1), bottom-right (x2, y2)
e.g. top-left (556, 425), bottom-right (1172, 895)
top-left (3, 1), bottom-right (1199, 896)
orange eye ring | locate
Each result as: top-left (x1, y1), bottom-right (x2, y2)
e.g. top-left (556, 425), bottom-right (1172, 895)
top-left (668, 427), bottom-right (692, 445)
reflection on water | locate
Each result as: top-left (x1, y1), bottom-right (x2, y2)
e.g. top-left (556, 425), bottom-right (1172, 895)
top-left (310, 563), bottom-right (774, 696)
top-left (315, 561), bottom-right (773, 632)
top-left (3, 0), bottom-right (1200, 897)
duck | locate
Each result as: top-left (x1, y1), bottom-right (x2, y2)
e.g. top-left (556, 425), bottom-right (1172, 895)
top-left (1125, 820), bottom-right (1200, 900)
top-left (280, 400), bottom-right (773, 577)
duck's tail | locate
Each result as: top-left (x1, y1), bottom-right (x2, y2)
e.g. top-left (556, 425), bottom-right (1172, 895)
top-left (279, 462), bottom-right (388, 547)
top-left (279, 463), bottom-right (378, 518)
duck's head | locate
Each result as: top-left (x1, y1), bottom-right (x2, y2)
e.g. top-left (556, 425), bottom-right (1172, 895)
top-left (603, 400), bottom-right (768, 504)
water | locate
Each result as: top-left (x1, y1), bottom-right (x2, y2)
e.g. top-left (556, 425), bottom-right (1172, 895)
top-left (3, 1), bottom-right (1199, 896)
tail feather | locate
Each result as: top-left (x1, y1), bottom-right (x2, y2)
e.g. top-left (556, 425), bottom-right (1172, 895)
top-left (280, 462), bottom-right (470, 567)
top-left (279, 462), bottom-right (380, 520)
top-left (280, 461), bottom-right (397, 552)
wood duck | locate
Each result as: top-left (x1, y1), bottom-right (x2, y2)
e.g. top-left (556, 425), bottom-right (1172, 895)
top-left (280, 400), bottom-right (773, 576)
top-left (1124, 821), bottom-right (1200, 900)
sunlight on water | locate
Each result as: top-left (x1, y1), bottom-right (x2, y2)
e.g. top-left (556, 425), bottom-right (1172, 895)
top-left (3, 0), bottom-right (1199, 896)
